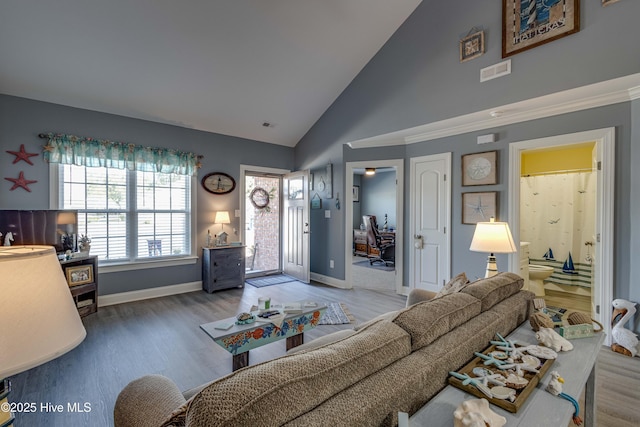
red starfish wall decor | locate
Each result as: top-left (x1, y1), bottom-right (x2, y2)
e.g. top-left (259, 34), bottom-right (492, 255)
top-left (6, 144), bottom-right (39, 165)
top-left (5, 171), bottom-right (37, 192)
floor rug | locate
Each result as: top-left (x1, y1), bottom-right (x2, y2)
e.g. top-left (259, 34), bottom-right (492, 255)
top-left (318, 302), bottom-right (355, 325)
top-left (353, 260), bottom-right (395, 272)
top-left (246, 274), bottom-right (299, 288)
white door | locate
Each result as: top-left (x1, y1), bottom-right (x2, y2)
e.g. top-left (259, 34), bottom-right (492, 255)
top-left (410, 153), bottom-right (451, 292)
top-left (283, 170), bottom-right (310, 283)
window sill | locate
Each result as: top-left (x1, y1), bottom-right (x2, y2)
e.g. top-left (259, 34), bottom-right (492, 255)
top-left (99, 256), bottom-right (198, 273)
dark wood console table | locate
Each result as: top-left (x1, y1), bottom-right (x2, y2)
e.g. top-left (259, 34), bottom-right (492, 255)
top-left (60, 255), bottom-right (98, 318)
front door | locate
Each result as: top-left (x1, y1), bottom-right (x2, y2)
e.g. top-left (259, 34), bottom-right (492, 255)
top-left (283, 170), bottom-right (310, 283)
top-left (410, 153), bottom-right (451, 292)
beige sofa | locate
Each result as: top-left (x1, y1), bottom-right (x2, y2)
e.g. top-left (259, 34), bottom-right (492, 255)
top-left (114, 272), bottom-right (533, 427)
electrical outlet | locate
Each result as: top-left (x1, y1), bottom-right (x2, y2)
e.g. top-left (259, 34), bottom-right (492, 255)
top-left (325, 210), bottom-right (331, 218)
top-left (329, 259), bottom-right (334, 269)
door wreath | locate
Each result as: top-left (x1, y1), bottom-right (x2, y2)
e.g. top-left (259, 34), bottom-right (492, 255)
top-left (249, 187), bottom-right (270, 210)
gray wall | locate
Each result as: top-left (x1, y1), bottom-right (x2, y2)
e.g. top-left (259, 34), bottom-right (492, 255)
top-left (295, 0), bottom-right (639, 306)
top-left (0, 94), bottom-right (294, 295)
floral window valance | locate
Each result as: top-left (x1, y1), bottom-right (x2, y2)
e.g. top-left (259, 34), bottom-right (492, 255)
top-left (40, 133), bottom-right (203, 176)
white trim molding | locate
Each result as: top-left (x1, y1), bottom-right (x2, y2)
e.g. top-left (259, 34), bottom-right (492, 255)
top-left (347, 73), bottom-right (640, 149)
top-left (310, 272), bottom-right (349, 289)
top-left (99, 281), bottom-right (202, 307)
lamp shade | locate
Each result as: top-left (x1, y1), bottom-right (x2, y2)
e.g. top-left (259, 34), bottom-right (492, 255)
top-left (0, 246), bottom-right (86, 379)
top-left (469, 218), bottom-right (517, 254)
top-left (56, 211), bottom-right (76, 225)
top-left (214, 211), bottom-right (231, 225)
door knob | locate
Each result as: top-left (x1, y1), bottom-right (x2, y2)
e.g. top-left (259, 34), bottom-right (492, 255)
top-left (303, 222), bottom-right (310, 234)
top-left (414, 234), bottom-right (423, 249)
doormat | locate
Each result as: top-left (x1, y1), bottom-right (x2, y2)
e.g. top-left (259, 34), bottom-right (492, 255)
top-left (318, 303), bottom-right (355, 325)
top-left (246, 274), bottom-right (299, 288)
top-left (353, 260), bottom-right (395, 272)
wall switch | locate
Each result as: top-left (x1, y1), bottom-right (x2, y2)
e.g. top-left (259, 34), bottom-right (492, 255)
top-left (325, 210), bottom-right (331, 218)
top-left (330, 259), bottom-right (334, 268)
top-left (234, 209), bottom-right (241, 217)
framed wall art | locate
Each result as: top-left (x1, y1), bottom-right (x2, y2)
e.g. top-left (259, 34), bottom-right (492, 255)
top-left (462, 192), bottom-right (497, 224)
top-left (460, 30), bottom-right (485, 62)
top-left (462, 150), bottom-right (497, 186)
top-left (353, 185), bottom-right (360, 202)
top-left (602, 0), bottom-right (620, 6)
top-left (502, 0), bottom-right (580, 58)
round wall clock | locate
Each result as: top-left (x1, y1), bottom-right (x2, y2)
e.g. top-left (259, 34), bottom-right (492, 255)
top-left (201, 172), bottom-right (236, 195)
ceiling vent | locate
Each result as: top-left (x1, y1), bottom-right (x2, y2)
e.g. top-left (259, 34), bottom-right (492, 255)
top-left (480, 59), bottom-right (511, 82)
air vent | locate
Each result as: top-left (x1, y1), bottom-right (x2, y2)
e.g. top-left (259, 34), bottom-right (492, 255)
top-left (480, 59), bottom-right (511, 82)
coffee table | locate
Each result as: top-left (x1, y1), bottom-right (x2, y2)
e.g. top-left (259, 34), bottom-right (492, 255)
top-left (410, 322), bottom-right (605, 427)
top-left (200, 303), bottom-right (327, 371)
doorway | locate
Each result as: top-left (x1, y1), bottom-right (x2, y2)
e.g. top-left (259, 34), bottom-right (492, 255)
top-left (508, 128), bottom-right (615, 345)
top-left (345, 159), bottom-right (403, 293)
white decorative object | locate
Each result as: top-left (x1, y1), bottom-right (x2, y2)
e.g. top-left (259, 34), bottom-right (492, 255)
top-left (3, 231), bottom-right (14, 246)
top-left (453, 398), bottom-right (506, 427)
top-left (611, 299), bottom-right (639, 357)
top-left (535, 327), bottom-right (574, 352)
top-left (546, 371), bottom-right (564, 396)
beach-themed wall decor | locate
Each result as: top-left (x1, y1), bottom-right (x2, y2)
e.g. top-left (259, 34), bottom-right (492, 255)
top-left (502, 0), bottom-right (580, 58)
top-left (460, 28), bottom-right (485, 63)
top-left (5, 171), bottom-right (37, 192)
top-left (6, 144), bottom-right (39, 165)
top-left (462, 151), bottom-right (497, 186)
top-left (462, 192), bottom-right (497, 224)
top-left (602, 0), bottom-right (620, 6)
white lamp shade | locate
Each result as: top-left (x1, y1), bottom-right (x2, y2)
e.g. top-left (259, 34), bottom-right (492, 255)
top-left (469, 220), bottom-right (517, 254)
top-left (0, 246), bottom-right (86, 378)
top-left (214, 211), bottom-right (231, 224)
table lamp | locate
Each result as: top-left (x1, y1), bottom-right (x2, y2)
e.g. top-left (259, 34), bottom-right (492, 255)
top-left (0, 246), bottom-right (87, 425)
top-left (469, 217), bottom-right (517, 278)
top-left (57, 211), bottom-right (77, 252)
top-left (214, 211), bottom-right (231, 233)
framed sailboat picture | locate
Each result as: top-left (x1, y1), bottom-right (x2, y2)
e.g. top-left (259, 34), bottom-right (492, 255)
top-left (502, 0), bottom-right (580, 58)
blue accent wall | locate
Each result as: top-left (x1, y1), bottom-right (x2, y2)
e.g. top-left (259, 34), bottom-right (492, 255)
top-left (294, 0), bottom-right (639, 307)
top-left (0, 94), bottom-right (294, 295)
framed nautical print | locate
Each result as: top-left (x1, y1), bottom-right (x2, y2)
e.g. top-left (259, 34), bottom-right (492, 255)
top-left (462, 151), bottom-right (497, 186)
top-left (462, 192), bottom-right (497, 224)
top-left (502, 0), bottom-right (580, 58)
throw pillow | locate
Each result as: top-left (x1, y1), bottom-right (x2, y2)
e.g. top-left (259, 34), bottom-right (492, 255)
top-left (434, 272), bottom-right (470, 299)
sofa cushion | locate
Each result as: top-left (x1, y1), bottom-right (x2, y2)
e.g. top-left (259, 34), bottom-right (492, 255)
top-left (392, 292), bottom-right (481, 351)
top-left (286, 328), bottom-right (356, 354)
top-left (434, 272), bottom-right (470, 299)
top-left (460, 272), bottom-right (524, 311)
top-left (184, 320), bottom-right (411, 427)
top-left (353, 309), bottom-right (398, 331)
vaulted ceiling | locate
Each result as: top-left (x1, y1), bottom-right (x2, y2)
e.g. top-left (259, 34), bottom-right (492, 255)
top-left (0, 0), bottom-right (422, 147)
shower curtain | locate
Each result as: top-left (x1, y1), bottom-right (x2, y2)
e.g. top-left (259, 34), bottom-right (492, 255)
top-left (520, 172), bottom-right (595, 288)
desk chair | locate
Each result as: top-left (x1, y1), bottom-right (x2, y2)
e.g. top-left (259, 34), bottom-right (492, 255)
top-left (362, 215), bottom-right (395, 266)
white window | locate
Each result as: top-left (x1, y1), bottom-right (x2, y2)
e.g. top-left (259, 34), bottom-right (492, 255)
top-left (56, 164), bottom-right (193, 263)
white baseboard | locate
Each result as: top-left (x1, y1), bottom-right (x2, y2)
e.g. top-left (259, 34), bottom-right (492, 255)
top-left (99, 281), bottom-right (202, 307)
top-left (310, 272), bottom-right (350, 289)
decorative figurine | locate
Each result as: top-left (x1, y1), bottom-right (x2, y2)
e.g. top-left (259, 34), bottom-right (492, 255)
top-left (4, 231), bottom-right (14, 246)
top-left (611, 299), bottom-right (639, 357)
top-left (453, 398), bottom-right (506, 427)
top-left (535, 327), bottom-right (574, 352)
top-left (546, 371), bottom-right (582, 426)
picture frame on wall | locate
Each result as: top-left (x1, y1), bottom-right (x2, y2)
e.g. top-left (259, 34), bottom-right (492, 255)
top-left (462, 150), bottom-right (497, 186)
top-left (460, 30), bottom-right (485, 62)
top-left (502, 0), bottom-right (580, 58)
top-left (353, 185), bottom-right (360, 202)
top-left (462, 192), bottom-right (497, 224)
top-left (601, 0), bottom-right (620, 6)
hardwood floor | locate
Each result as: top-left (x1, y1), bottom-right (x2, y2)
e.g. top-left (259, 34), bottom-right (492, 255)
top-left (9, 280), bottom-right (639, 426)
top-left (10, 281), bottom-right (406, 427)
